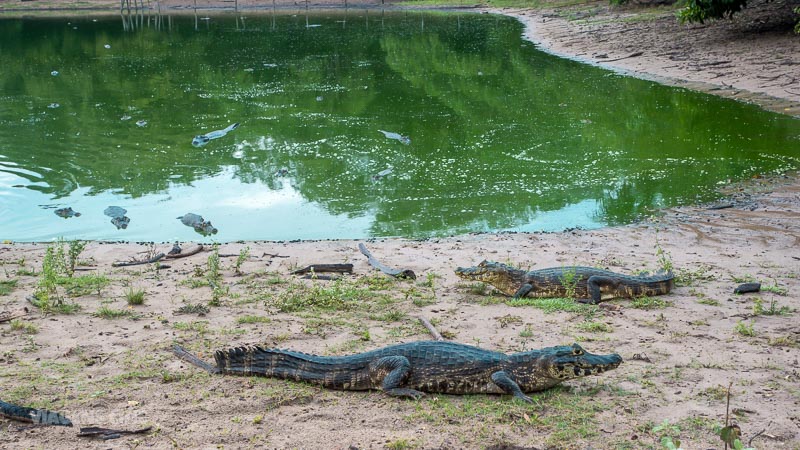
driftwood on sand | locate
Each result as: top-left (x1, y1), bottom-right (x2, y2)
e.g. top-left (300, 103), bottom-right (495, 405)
top-left (111, 253), bottom-right (165, 267)
top-left (357, 243), bottom-right (416, 279)
top-left (291, 264), bottom-right (354, 275)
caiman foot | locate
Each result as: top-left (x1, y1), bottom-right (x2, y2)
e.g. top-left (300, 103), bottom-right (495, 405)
top-left (575, 298), bottom-right (599, 305)
top-left (384, 388), bottom-right (426, 400)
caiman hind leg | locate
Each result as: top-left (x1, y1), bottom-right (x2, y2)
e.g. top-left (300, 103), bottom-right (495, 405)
top-left (579, 276), bottom-right (621, 304)
top-left (370, 355), bottom-right (426, 400)
top-left (491, 371), bottom-right (532, 403)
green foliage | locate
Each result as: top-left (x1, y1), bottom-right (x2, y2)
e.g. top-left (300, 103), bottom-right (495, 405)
top-left (233, 246), bottom-right (250, 275)
top-left (576, 321), bottom-right (612, 333)
top-left (9, 319), bottom-right (39, 334)
top-left (653, 419), bottom-right (682, 449)
top-left (630, 296), bottom-right (669, 310)
top-left (734, 320), bottom-right (756, 337)
top-left (125, 288), bottom-right (146, 306)
top-left (0, 279), bottom-right (17, 296)
top-left (655, 238), bottom-right (673, 274)
top-left (508, 296), bottom-right (597, 314)
top-left (31, 239), bottom-right (97, 312)
top-left (271, 279), bottom-right (373, 313)
top-left (94, 306), bottom-right (136, 319)
top-left (752, 297), bottom-right (790, 316)
top-left (678, 0), bottom-right (749, 24)
top-left (559, 267), bottom-right (578, 299)
top-left (236, 315), bottom-right (272, 324)
top-left (795, 7), bottom-right (800, 33)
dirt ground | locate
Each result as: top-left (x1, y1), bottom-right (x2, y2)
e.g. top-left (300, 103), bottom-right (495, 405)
top-left (1, 0), bottom-right (800, 449)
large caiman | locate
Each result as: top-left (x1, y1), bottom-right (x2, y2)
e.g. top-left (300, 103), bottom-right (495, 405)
top-left (456, 260), bottom-right (674, 304)
top-left (173, 341), bottom-right (622, 403)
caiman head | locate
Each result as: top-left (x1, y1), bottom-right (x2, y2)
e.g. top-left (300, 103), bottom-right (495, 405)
top-left (455, 260), bottom-right (526, 296)
top-left (509, 343), bottom-right (623, 391)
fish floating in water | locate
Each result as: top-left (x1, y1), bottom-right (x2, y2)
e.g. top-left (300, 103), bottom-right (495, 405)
top-left (378, 130), bottom-right (411, 145)
top-left (192, 123), bottom-right (240, 148)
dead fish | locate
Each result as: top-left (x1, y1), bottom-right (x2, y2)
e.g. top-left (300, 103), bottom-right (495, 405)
top-left (192, 123), bottom-right (240, 148)
top-left (378, 130), bottom-right (410, 145)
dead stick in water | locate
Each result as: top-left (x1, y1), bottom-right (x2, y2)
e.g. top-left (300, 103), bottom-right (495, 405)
top-left (417, 316), bottom-right (444, 341)
top-left (357, 243), bottom-right (416, 279)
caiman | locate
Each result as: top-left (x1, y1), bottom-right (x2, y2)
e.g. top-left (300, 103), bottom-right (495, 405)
top-left (173, 341), bottom-right (621, 403)
top-left (456, 260), bottom-right (674, 304)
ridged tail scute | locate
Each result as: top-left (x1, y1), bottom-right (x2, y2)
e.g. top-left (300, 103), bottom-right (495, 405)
top-left (213, 346), bottom-right (372, 390)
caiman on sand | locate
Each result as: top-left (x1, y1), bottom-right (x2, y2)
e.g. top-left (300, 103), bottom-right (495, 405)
top-left (456, 260), bottom-right (674, 304)
top-left (173, 341), bottom-right (621, 402)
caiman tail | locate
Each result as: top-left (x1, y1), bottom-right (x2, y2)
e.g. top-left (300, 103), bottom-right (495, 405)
top-left (213, 346), bottom-right (372, 389)
top-left (0, 399), bottom-right (72, 426)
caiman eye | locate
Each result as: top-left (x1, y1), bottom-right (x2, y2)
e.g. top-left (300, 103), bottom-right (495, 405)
top-left (572, 347), bottom-right (584, 356)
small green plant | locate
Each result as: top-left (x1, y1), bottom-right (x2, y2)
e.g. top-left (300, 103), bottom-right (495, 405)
top-left (519, 326), bottom-right (534, 338)
top-left (0, 279), bottom-right (17, 296)
top-left (236, 315), bottom-right (271, 324)
top-left (174, 304), bottom-right (210, 315)
top-left (697, 298), bottom-right (720, 306)
top-left (9, 319), bottom-right (39, 334)
top-left (652, 419), bottom-right (682, 449)
top-left (207, 244), bottom-right (222, 285)
top-left (655, 237), bottom-right (673, 273)
top-left (576, 321), bottom-right (612, 333)
top-left (385, 438), bottom-right (414, 450)
top-left (630, 296), bottom-right (669, 310)
top-left (761, 283), bottom-right (788, 296)
top-left (733, 320), bottom-right (756, 337)
top-left (94, 306), bottom-right (134, 319)
top-left (207, 245), bottom-right (226, 305)
top-left (716, 383), bottom-right (756, 450)
top-left (559, 266), bottom-right (578, 299)
top-left (66, 239), bottom-right (87, 277)
top-left (795, 7), bottom-right (800, 34)
top-left (752, 297), bottom-right (789, 316)
top-left (233, 246), bottom-right (250, 275)
top-left (125, 288), bottom-right (146, 306)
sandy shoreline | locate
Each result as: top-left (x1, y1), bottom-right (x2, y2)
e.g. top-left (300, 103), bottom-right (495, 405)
top-left (1, 1), bottom-right (800, 448)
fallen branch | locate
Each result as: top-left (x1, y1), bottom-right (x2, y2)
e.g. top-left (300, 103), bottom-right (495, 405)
top-left (292, 264), bottom-right (353, 275)
top-left (300, 275), bottom-right (341, 281)
top-left (357, 243), bottom-right (416, 279)
top-left (163, 244), bottom-right (203, 260)
top-left (263, 253), bottom-right (289, 259)
top-left (111, 253), bottom-right (165, 267)
top-left (78, 425), bottom-right (152, 440)
top-left (417, 316), bottom-right (444, 341)
top-left (0, 308), bottom-right (28, 323)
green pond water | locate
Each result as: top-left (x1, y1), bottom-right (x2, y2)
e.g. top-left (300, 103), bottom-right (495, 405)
top-left (1, 11), bottom-right (799, 242)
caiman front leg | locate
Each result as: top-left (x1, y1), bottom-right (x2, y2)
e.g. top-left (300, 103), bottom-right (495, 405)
top-left (513, 284), bottom-right (533, 299)
top-left (578, 275), bottom-right (621, 304)
top-left (371, 355), bottom-right (426, 400)
top-left (491, 371), bottom-right (532, 403)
